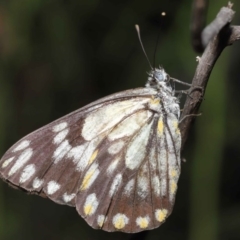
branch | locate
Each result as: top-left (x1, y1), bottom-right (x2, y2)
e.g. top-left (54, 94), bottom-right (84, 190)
top-left (180, 3), bottom-right (239, 149)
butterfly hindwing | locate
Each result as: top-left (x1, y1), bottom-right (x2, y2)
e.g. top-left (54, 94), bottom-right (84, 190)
top-left (0, 68), bottom-right (182, 233)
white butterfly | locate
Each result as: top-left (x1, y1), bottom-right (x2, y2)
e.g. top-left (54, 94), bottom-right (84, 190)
top-left (0, 65), bottom-right (181, 233)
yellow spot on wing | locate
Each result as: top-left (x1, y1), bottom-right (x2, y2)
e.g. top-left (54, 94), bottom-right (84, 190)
top-left (170, 169), bottom-right (178, 178)
top-left (172, 120), bottom-right (180, 134)
top-left (155, 209), bottom-right (168, 222)
top-left (170, 180), bottom-right (177, 194)
top-left (81, 170), bottom-right (94, 190)
top-left (158, 120), bottom-right (164, 135)
top-left (137, 217), bottom-right (149, 228)
top-left (113, 214), bottom-right (129, 229)
top-left (150, 97), bottom-right (160, 105)
top-left (80, 164), bottom-right (99, 190)
top-left (84, 204), bottom-right (94, 215)
top-left (88, 149), bottom-right (98, 165)
top-left (114, 217), bottom-right (125, 229)
top-left (2, 157), bottom-right (14, 168)
top-left (97, 215), bottom-right (106, 227)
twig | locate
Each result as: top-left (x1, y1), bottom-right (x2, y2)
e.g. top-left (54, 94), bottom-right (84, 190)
top-left (180, 4), bottom-right (239, 149)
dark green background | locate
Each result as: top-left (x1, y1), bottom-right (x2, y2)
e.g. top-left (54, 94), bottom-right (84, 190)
top-left (0, 0), bottom-right (240, 239)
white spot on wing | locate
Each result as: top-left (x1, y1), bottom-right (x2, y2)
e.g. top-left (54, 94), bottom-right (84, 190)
top-left (155, 209), bottom-right (168, 222)
top-left (125, 120), bottom-right (153, 170)
top-left (137, 176), bottom-right (149, 199)
top-left (164, 125), bottom-right (181, 164)
top-left (52, 122), bottom-right (68, 132)
top-left (63, 193), bottom-right (76, 203)
top-left (67, 144), bottom-right (86, 163)
top-left (53, 129), bottom-right (69, 144)
top-left (76, 138), bottom-right (102, 171)
top-left (149, 145), bottom-right (157, 169)
top-left (158, 137), bottom-right (167, 196)
top-left (19, 164), bottom-right (36, 183)
top-left (8, 148), bottom-right (33, 176)
top-left (106, 157), bottom-right (120, 175)
top-left (83, 193), bottom-right (99, 216)
top-left (169, 179), bottom-right (177, 202)
top-left (97, 215), bottom-right (107, 227)
top-left (152, 175), bottom-right (160, 196)
top-left (53, 140), bottom-right (71, 163)
top-left (32, 177), bottom-right (44, 189)
top-left (47, 181), bottom-right (60, 195)
top-left (112, 213), bottom-right (129, 229)
top-left (108, 141), bottom-right (125, 155)
top-left (161, 178), bottom-right (167, 196)
top-left (109, 174), bottom-right (122, 197)
top-left (123, 179), bottom-right (135, 196)
top-left (108, 110), bottom-right (152, 141)
top-left (167, 118), bottom-right (181, 146)
top-left (136, 216), bottom-right (150, 229)
top-left (13, 140), bottom-right (30, 152)
top-left (82, 99), bottom-right (150, 141)
top-left (2, 157), bottom-right (14, 168)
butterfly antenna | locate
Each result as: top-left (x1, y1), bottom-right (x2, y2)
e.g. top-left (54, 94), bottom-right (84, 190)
top-left (135, 24), bottom-right (153, 70)
top-left (153, 30), bottom-right (161, 69)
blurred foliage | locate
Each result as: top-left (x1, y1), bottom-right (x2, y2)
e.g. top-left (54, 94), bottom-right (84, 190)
top-left (0, 0), bottom-right (240, 239)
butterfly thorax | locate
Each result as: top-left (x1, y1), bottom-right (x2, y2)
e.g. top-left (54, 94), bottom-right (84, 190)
top-left (146, 67), bottom-right (180, 119)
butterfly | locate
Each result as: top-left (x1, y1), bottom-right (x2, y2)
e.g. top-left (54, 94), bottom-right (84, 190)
top-left (0, 26), bottom-right (182, 232)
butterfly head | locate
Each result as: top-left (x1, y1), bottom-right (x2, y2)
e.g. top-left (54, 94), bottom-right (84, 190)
top-left (146, 67), bottom-right (171, 89)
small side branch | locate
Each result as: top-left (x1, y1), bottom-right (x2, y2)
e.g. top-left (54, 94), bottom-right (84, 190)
top-left (201, 3), bottom-right (235, 48)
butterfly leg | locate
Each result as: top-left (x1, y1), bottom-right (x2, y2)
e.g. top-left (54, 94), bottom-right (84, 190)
top-left (179, 113), bottom-right (202, 123)
top-left (170, 77), bottom-right (192, 87)
top-left (175, 85), bottom-right (203, 99)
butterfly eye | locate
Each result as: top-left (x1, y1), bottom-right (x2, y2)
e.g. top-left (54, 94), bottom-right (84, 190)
top-left (152, 68), bottom-right (168, 82)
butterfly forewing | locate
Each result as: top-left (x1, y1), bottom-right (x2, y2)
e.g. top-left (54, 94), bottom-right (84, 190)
top-left (0, 68), bottom-right (182, 233)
